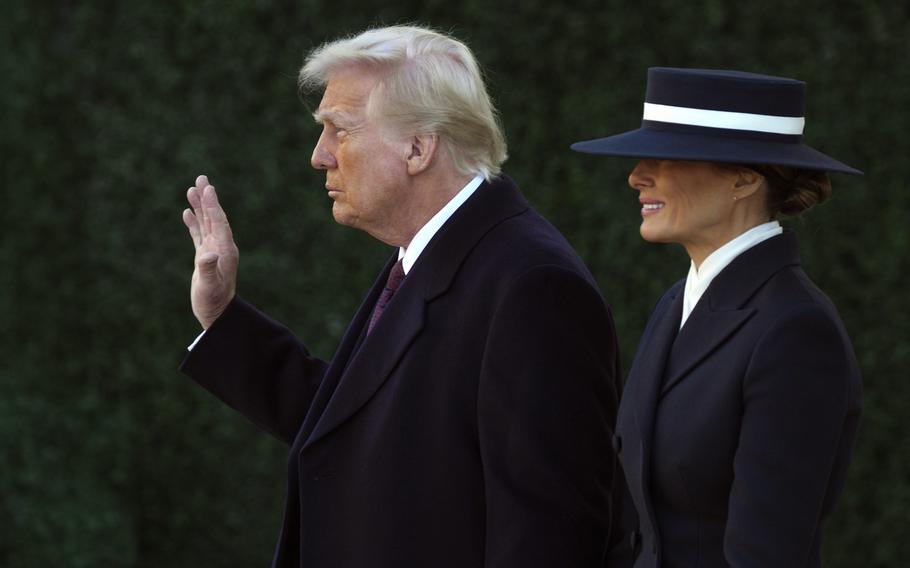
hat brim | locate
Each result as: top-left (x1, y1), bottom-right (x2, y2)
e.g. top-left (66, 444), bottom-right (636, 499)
top-left (570, 127), bottom-right (862, 175)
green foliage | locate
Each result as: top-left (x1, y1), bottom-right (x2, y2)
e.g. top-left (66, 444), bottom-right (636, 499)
top-left (1, 0), bottom-right (906, 565)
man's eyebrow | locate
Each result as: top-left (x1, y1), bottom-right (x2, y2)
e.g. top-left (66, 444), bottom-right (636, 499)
top-left (313, 109), bottom-right (352, 126)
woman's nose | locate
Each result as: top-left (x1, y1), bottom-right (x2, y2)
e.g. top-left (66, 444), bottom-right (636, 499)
top-left (628, 160), bottom-right (655, 191)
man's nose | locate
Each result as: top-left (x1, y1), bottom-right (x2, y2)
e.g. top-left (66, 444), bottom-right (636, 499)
top-left (311, 133), bottom-right (337, 170)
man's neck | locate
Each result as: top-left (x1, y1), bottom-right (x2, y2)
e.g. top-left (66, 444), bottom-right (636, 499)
top-left (397, 174), bottom-right (484, 273)
top-left (401, 173), bottom-right (474, 246)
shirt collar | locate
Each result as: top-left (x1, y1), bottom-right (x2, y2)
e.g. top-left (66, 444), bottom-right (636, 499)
top-left (681, 220), bottom-right (783, 329)
top-left (398, 175), bottom-right (484, 274)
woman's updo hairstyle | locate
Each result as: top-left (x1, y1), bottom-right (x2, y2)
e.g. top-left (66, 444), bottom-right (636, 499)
top-left (749, 164), bottom-right (832, 217)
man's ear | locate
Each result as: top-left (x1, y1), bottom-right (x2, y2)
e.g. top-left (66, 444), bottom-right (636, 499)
top-left (732, 167), bottom-right (765, 200)
top-left (406, 133), bottom-right (439, 176)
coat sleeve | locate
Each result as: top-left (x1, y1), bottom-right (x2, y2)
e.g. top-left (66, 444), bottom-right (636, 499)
top-left (179, 296), bottom-right (329, 445)
top-left (725, 304), bottom-right (861, 566)
top-left (478, 265), bottom-right (623, 567)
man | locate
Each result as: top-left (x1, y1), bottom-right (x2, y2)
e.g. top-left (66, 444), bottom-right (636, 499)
top-left (180, 25), bottom-right (625, 567)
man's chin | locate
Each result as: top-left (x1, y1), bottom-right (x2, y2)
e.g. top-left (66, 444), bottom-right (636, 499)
top-left (331, 205), bottom-right (358, 229)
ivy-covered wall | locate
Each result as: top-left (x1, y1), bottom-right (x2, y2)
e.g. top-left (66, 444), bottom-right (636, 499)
top-left (1, 1), bottom-right (906, 566)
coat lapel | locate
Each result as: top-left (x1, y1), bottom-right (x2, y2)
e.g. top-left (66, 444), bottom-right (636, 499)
top-left (294, 256), bottom-right (395, 449)
top-left (659, 231), bottom-right (802, 397)
top-left (304, 268), bottom-right (427, 449)
top-left (660, 307), bottom-right (755, 397)
top-left (302, 175), bottom-right (529, 450)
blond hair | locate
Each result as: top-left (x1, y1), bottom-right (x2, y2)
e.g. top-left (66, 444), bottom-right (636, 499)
top-left (299, 25), bottom-right (507, 181)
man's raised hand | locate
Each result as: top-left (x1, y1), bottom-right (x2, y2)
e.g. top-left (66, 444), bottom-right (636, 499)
top-left (182, 175), bottom-right (239, 329)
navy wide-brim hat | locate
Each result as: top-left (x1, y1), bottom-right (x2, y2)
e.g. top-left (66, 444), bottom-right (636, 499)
top-left (571, 67), bottom-right (862, 175)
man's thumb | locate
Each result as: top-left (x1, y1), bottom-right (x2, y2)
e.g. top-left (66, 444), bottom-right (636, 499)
top-left (197, 252), bottom-right (220, 277)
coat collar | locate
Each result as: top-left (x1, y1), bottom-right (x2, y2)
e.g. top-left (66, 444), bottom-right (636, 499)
top-left (302, 175), bottom-right (529, 450)
top-left (698, 230), bottom-right (801, 310)
top-left (660, 230), bottom-right (801, 396)
top-left (406, 174), bottom-right (529, 301)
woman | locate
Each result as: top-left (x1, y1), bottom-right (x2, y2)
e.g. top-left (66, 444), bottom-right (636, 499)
top-left (572, 68), bottom-right (863, 567)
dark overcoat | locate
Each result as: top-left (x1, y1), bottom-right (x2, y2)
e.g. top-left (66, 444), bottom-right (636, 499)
top-left (181, 176), bottom-right (628, 567)
top-left (615, 232), bottom-right (862, 567)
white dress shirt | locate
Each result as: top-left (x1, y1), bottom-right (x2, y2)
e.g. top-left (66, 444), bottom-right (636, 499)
top-left (189, 175), bottom-right (484, 350)
top-left (680, 221), bottom-right (783, 329)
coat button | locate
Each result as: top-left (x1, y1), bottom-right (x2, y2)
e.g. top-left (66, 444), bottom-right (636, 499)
top-left (629, 529), bottom-right (641, 550)
top-left (612, 434), bottom-right (622, 454)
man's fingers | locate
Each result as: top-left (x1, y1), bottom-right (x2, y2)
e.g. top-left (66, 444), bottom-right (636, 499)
top-left (188, 186), bottom-right (207, 239)
top-left (203, 184), bottom-right (233, 241)
top-left (187, 187), bottom-right (201, 210)
top-left (183, 208), bottom-right (202, 247)
top-left (201, 185), bottom-right (219, 236)
top-left (190, 175), bottom-right (211, 238)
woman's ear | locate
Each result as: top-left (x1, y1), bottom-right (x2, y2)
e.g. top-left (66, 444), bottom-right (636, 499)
top-left (406, 133), bottom-right (439, 176)
top-left (732, 167), bottom-right (765, 200)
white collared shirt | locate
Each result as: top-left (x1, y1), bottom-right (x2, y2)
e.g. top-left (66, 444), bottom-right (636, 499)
top-left (189, 175), bottom-right (484, 350)
top-left (397, 174), bottom-right (484, 274)
top-left (680, 221), bottom-right (783, 329)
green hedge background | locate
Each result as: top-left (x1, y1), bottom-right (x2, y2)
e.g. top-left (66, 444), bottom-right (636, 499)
top-left (2, 1), bottom-right (907, 566)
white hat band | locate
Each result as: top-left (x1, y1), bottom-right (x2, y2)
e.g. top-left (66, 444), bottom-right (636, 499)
top-left (643, 102), bottom-right (805, 135)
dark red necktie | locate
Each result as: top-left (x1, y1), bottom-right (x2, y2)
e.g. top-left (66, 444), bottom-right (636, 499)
top-left (367, 259), bottom-right (406, 335)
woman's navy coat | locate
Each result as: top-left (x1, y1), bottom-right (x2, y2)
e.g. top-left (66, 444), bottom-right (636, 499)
top-left (615, 232), bottom-right (862, 567)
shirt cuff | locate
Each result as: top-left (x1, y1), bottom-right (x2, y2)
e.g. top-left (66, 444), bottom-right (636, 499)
top-left (187, 329), bottom-right (206, 351)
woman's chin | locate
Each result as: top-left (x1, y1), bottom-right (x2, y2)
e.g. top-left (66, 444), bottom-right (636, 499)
top-left (639, 224), bottom-right (670, 244)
